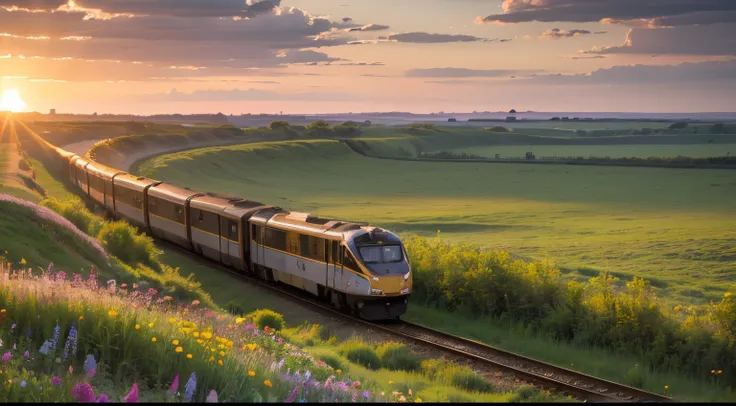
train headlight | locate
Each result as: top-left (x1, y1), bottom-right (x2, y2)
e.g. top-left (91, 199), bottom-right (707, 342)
top-left (371, 289), bottom-right (383, 296)
top-left (402, 271), bottom-right (410, 281)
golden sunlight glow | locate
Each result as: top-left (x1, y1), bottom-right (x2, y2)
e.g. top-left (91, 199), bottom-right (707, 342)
top-left (0, 89), bottom-right (27, 112)
top-left (68, 0), bottom-right (77, 7)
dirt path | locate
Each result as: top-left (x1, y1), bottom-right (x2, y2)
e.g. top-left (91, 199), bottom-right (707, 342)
top-left (0, 120), bottom-right (32, 190)
top-left (61, 139), bottom-right (101, 157)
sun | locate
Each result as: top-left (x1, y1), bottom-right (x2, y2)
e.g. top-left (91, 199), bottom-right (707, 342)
top-left (0, 89), bottom-right (27, 113)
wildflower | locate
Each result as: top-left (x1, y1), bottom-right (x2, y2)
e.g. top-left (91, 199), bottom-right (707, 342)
top-left (712, 370), bottom-right (716, 374)
top-left (11, 324), bottom-right (15, 330)
top-left (388, 380), bottom-right (393, 385)
top-left (202, 332), bottom-right (213, 340)
top-left (416, 398), bottom-right (423, 403)
top-left (108, 310), bottom-right (118, 318)
top-left (363, 391), bottom-right (370, 399)
top-left (191, 300), bottom-right (200, 306)
top-left (1, 352), bottom-right (11, 361)
top-left (219, 351), bottom-right (225, 357)
top-left (336, 370), bottom-right (342, 375)
top-left (176, 347), bottom-right (183, 353)
top-left (20, 258), bottom-right (26, 265)
top-left (21, 380), bottom-right (27, 388)
top-left (209, 356), bottom-right (215, 362)
top-left (51, 325), bottom-right (61, 350)
top-left (148, 322), bottom-right (154, 328)
top-left (96, 394), bottom-right (109, 403)
top-left (187, 354), bottom-right (193, 359)
top-left (27, 327), bottom-right (31, 337)
top-left (52, 376), bottom-right (61, 387)
top-left (84, 354), bottom-right (97, 377)
top-left (23, 351), bottom-right (29, 358)
top-left (206, 390), bottom-right (218, 403)
top-left (236, 317), bottom-right (245, 324)
top-left (264, 380), bottom-right (273, 388)
top-left (717, 370), bottom-right (723, 375)
top-left (248, 371), bottom-right (255, 377)
top-left (39, 340), bottom-right (52, 355)
top-left (664, 385), bottom-right (669, 390)
top-left (124, 383), bottom-right (139, 403)
top-left (193, 332), bottom-right (200, 338)
top-left (353, 381), bottom-right (361, 388)
top-left (168, 317), bottom-right (176, 324)
top-left (135, 325), bottom-right (140, 330)
top-left (62, 322), bottom-right (78, 362)
top-left (72, 383), bottom-right (97, 402)
top-left (218, 360), bottom-right (223, 366)
top-left (409, 389), bottom-right (412, 396)
top-left (79, 316), bottom-right (84, 321)
top-left (286, 385), bottom-right (299, 403)
top-left (185, 372), bottom-right (197, 402)
top-left (172, 340), bottom-right (179, 346)
top-left (152, 337), bottom-right (157, 343)
top-left (69, 365), bottom-right (73, 374)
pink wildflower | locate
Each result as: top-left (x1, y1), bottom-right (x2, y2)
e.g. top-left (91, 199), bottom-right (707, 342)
top-left (52, 376), bottom-right (62, 386)
top-left (124, 383), bottom-right (139, 403)
top-left (72, 383), bottom-right (97, 402)
top-left (2, 352), bottom-right (11, 361)
top-left (96, 394), bottom-right (109, 403)
top-left (169, 373), bottom-right (179, 393)
top-left (206, 390), bottom-right (218, 403)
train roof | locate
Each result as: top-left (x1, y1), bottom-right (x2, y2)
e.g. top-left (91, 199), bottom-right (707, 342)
top-left (190, 192), bottom-right (270, 219)
top-left (86, 161), bottom-right (124, 178)
top-left (148, 182), bottom-right (201, 201)
top-left (266, 211), bottom-right (367, 237)
top-left (114, 173), bottom-right (162, 191)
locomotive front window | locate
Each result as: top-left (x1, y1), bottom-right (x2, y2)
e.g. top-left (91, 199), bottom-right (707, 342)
top-left (358, 245), bottom-right (403, 264)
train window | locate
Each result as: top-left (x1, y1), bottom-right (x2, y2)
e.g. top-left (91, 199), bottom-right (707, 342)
top-left (191, 208), bottom-right (219, 234)
top-left (251, 224), bottom-right (258, 242)
top-left (298, 235), bottom-right (325, 262)
top-left (198, 211), bottom-right (204, 221)
top-left (343, 250), bottom-right (360, 273)
top-left (149, 196), bottom-right (158, 214)
top-left (264, 228), bottom-right (286, 251)
top-left (331, 241), bottom-right (341, 265)
top-left (228, 220), bottom-right (239, 242)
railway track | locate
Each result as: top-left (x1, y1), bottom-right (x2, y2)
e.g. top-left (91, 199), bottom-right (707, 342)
top-left (158, 240), bottom-right (675, 403)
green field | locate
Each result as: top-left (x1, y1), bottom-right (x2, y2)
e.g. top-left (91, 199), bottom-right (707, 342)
top-left (138, 139), bottom-right (736, 306)
top-left (445, 144), bottom-right (736, 159)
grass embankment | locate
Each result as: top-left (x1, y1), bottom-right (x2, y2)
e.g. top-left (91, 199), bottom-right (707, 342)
top-left (137, 139), bottom-right (736, 401)
top-left (138, 139), bottom-right (736, 306)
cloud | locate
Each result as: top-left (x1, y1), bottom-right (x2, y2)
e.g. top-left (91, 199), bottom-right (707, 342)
top-left (529, 60), bottom-right (736, 85)
top-left (143, 88), bottom-right (363, 102)
top-left (540, 28), bottom-right (606, 39)
top-left (568, 55), bottom-right (606, 60)
top-left (0, 0), bottom-right (282, 17)
top-left (382, 32), bottom-right (491, 43)
top-left (589, 24), bottom-right (736, 56)
top-left (405, 67), bottom-right (541, 78)
top-left (348, 24), bottom-right (389, 32)
top-left (478, 0), bottom-right (736, 26)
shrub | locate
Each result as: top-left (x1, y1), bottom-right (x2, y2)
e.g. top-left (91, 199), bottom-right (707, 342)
top-left (338, 339), bottom-right (381, 370)
top-left (420, 359), bottom-right (491, 392)
top-left (376, 342), bottom-right (421, 371)
top-left (510, 385), bottom-right (538, 403)
top-left (317, 353), bottom-right (346, 371)
top-left (247, 309), bottom-right (285, 331)
top-left (97, 221), bottom-right (159, 268)
top-left (40, 196), bottom-right (103, 237)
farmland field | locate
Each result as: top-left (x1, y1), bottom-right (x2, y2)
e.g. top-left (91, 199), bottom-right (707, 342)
top-left (443, 143), bottom-right (736, 159)
top-left (138, 139), bottom-right (736, 307)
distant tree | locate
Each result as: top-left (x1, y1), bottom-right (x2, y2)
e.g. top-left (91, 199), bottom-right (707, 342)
top-left (308, 120), bottom-right (330, 130)
top-left (669, 122), bottom-right (689, 130)
top-left (509, 109), bottom-right (517, 114)
top-left (269, 121), bottom-right (290, 130)
top-left (550, 117), bottom-right (560, 121)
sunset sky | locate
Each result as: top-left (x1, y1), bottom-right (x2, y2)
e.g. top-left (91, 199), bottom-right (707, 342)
top-left (1, 0), bottom-right (735, 114)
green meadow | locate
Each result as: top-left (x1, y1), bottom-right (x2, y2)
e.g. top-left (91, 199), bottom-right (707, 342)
top-left (445, 144), bottom-right (736, 159)
top-left (138, 139), bottom-right (736, 307)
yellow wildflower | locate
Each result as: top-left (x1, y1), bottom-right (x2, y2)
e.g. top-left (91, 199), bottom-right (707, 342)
top-left (416, 399), bottom-right (422, 403)
top-left (219, 351), bottom-right (225, 357)
top-left (193, 332), bottom-right (200, 338)
top-left (168, 317), bottom-right (176, 324)
top-left (108, 310), bottom-right (118, 318)
top-left (717, 370), bottom-right (723, 375)
top-left (135, 324), bottom-right (141, 330)
top-left (0, 309), bottom-right (5, 313)
top-left (152, 337), bottom-right (157, 343)
top-left (218, 360), bottom-right (223, 366)
top-left (175, 347), bottom-right (183, 353)
top-left (664, 385), bottom-right (669, 390)
top-left (264, 380), bottom-right (272, 388)
top-left (148, 322), bottom-right (154, 328)
top-left (388, 380), bottom-right (393, 385)
top-left (247, 344), bottom-right (257, 351)
top-left (187, 354), bottom-right (193, 359)
top-left (209, 356), bottom-right (215, 362)
top-left (336, 369), bottom-right (342, 374)
top-left (79, 316), bottom-right (84, 321)
top-left (202, 332), bottom-right (213, 340)
top-left (172, 340), bottom-right (179, 346)
top-left (20, 258), bottom-right (26, 265)
top-left (248, 371), bottom-right (255, 377)
top-left (236, 317), bottom-right (245, 324)
top-left (712, 370), bottom-right (716, 374)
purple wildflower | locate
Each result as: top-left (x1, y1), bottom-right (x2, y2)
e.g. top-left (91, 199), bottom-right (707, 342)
top-left (84, 354), bottom-right (97, 377)
top-left (352, 393), bottom-right (357, 403)
top-left (52, 376), bottom-right (62, 387)
top-left (362, 391), bottom-right (370, 399)
top-left (27, 327), bottom-right (31, 337)
top-left (169, 373), bottom-right (179, 393)
top-left (11, 323), bottom-right (16, 330)
top-left (185, 372), bottom-right (197, 402)
top-left (21, 380), bottom-right (27, 388)
top-left (124, 383), bottom-right (139, 403)
top-left (62, 322), bottom-right (78, 361)
top-left (51, 324), bottom-right (61, 351)
top-left (286, 386), bottom-right (299, 403)
top-left (96, 394), bottom-right (109, 403)
top-left (23, 350), bottom-right (29, 358)
top-left (72, 383), bottom-right (97, 402)
top-left (47, 262), bottom-right (54, 274)
top-left (2, 352), bottom-right (11, 361)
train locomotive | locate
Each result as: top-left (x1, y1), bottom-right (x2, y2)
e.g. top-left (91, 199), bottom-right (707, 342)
top-left (63, 148), bottom-right (411, 320)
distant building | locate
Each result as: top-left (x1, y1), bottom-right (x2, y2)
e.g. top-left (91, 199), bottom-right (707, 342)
top-left (448, 118), bottom-right (457, 122)
top-left (505, 116), bottom-right (517, 122)
top-left (50, 109), bottom-right (56, 115)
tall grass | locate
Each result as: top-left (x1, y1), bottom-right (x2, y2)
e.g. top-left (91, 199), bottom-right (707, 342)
top-left (404, 233), bottom-right (736, 389)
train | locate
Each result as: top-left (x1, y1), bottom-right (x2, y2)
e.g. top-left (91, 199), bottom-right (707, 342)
top-left (56, 147), bottom-right (411, 321)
